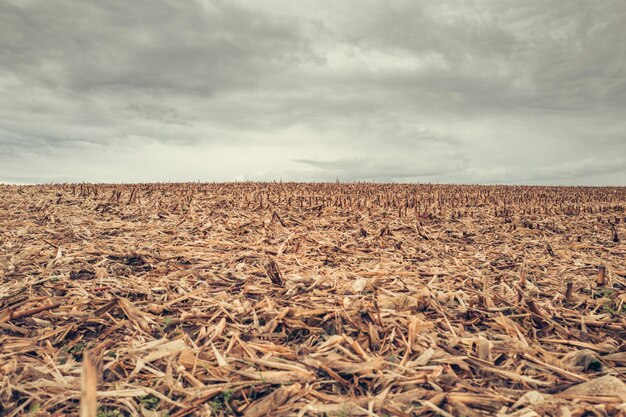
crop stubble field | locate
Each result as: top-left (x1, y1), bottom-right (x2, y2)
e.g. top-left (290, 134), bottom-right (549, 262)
top-left (1, 183), bottom-right (625, 416)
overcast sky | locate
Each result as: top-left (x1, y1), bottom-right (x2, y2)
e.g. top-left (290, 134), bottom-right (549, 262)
top-left (1, 0), bottom-right (625, 184)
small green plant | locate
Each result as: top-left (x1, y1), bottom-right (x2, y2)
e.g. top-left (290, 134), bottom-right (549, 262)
top-left (593, 288), bottom-right (625, 316)
top-left (69, 341), bottom-right (88, 360)
top-left (161, 316), bottom-right (174, 332)
top-left (209, 399), bottom-right (223, 411)
top-left (598, 295), bottom-right (625, 316)
top-left (594, 288), bottom-right (616, 299)
top-left (222, 389), bottom-right (233, 403)
top-left (601, 304), bottom-right (617, 315)
top-left (209, 390), bottom-right (234, 411)
top-left (139, 394), bottom-right (160, 410)
top-left (28, 402), bottom-right (41, 416)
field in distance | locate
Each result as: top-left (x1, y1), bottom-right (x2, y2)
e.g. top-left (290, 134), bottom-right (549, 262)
top-left (1, 183), bottom-right (625, 416)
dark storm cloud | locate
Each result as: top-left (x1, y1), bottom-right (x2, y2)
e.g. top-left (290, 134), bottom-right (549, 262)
top-left (0, 0), bottom-right (624, 184)
top-left (0, 0), bottom-right (316, 92)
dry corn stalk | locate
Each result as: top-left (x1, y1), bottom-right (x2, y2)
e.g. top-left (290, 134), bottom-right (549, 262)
top-left (0, 183), bottom-right (625, 417)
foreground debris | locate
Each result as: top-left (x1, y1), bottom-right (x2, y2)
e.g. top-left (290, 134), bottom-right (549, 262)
top-left (1, 183), bottom-right (625, 416)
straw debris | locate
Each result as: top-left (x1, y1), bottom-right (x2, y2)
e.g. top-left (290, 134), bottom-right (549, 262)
top-left (0, 183), bottom-right (625, 416)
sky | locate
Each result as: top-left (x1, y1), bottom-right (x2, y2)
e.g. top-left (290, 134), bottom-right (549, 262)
top-left (1, 0), bottom-right (625, 185)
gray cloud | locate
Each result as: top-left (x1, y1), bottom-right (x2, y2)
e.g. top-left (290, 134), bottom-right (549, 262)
top-left (1, 0), bottom-right (625, 184)
top-left (294, 156), bottom-right (455, 181)
top-left (466, 157), bottom-right (626, 185)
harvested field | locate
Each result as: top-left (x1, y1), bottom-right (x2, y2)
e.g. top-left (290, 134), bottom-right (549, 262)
top-left (1, 183), bottom-right (625, 416)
